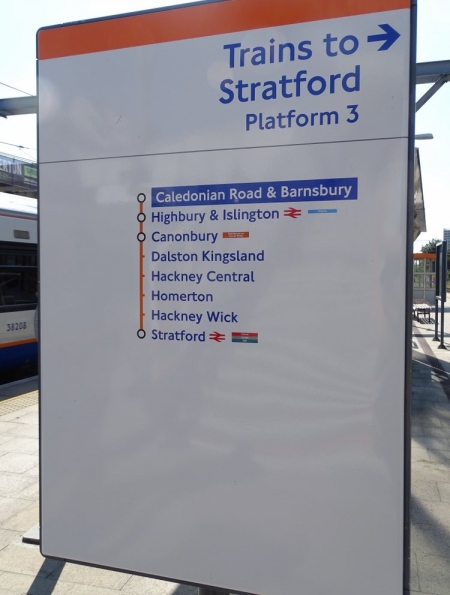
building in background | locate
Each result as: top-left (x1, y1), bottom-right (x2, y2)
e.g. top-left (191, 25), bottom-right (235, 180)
top-left (413, 252), bottom-right (436, 303)
top-left (414, 148), bottom-right (426, 242)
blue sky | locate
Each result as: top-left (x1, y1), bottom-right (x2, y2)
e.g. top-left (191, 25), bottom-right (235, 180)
top-left (0, 0), bottom-right (449, 252)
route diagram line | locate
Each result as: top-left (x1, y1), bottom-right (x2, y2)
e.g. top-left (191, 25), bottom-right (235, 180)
top-left (137, 194), bottom-right (146, 338)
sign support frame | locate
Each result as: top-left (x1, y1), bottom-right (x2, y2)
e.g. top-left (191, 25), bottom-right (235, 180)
top-left (403, 1), bottom-right (417, 592)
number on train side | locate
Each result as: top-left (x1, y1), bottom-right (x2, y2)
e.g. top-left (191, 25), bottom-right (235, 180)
top-left (6, 322), bottom-right (27, 331)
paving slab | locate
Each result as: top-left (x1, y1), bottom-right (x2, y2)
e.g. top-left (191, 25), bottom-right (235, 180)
top-left (0, 471), bottom-right (36, 499)
top-left (412, 446), bottom-right (430, 462)
top-left (46, 563), bottom-right (131, 590)
top-left (16, 480), bottom-right (39, 501)
top-left (0, 422), bottom-right (25, 436)
top-left (0, 453), bottom-right (38, 474)
top-left (412, 490), bottom-right (450, 529)
top-left (411, 479), bottom-right (441, 502)
top-left (2, 501), bottom-right (38, 532)
top-left (23, 464), bottom-right (39, 477)
top-left (431, 411), bottom-right (450, 426)
top-left (417, 554), bottom-right (450, 595)
top-left (0, 529), bottom-right (21, 552)
top-left (437, 481), bottom-right (450, 503)
top-left (434, 402), bottom-right (450, 413)
top-left (5, 412), bottom-right (38, 425)
top-left (0, 542), bottom-right (62, 577)
top-left (63, 584), bottom-right (123, 595)
top-left (412, 322), bottom-right (450, 595)
top-left (413, 392), bottom-right (449, 402)
top-left (0, 497), bottom-right (35, 526)
top-left (412, 425), bottom-right (425, 437)
top-left (1, 423), bottom-right (38, 439)
top-left (413, 402), bottom-right (438, 412)
top-left (412, 413), bottom-right (442, 428)
top-left (422, 426), bottom-right (450, 439)
top-left (412, 523), bottom-right (450, 558)
top-left (0, 570), bottom-right (72, 595)
top-left (409, 551), bottom-right (420, 592)
top-left (0, 437), bottom-right (38, 455)
top-left (412, 460), bottom-right (450, 483)
top-left (413, 437), bottom-right (450, 450)
top-left (121, 575), bottom-right (197, 595)
top-left (429, 449), bottom-right (450, 464)
top-left (0, 407), bottom-right (39, 424)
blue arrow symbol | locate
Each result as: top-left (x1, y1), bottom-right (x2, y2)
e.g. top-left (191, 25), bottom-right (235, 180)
top-left (367, 24), bottom-right (400, 51)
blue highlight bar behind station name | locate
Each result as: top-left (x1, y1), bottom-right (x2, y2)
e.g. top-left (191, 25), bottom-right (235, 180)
top-left (152, 177), bottom-right (358, 208)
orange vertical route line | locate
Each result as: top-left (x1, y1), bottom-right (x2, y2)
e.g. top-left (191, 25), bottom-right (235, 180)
top-left (139, 202), bottom-right (145, 331)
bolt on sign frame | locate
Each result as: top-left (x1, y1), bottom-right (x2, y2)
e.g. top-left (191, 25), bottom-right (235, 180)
top-left (38, 1), bottom-right (415, 594)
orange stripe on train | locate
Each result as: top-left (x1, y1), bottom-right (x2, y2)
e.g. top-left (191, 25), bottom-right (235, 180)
top-left (0, 339), bottom-right (37, 349)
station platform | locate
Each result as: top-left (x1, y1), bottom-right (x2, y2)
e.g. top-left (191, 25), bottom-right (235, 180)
top-left (411, 309), bottom-right (450, 595)
top-left (0, 323), bottom-right (450, 595)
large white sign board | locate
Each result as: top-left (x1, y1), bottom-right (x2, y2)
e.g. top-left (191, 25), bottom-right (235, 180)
top-left (38, 1), bottom-right (412, 594)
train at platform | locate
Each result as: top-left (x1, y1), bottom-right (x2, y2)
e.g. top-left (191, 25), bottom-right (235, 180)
top-left (0, 192), bottom-right (38, 375)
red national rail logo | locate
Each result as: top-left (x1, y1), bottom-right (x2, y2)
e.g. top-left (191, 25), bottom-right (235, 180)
top-left (209, 331), bottom-right (226, 343)
top-left (284, 208), bottom-right (302, 219)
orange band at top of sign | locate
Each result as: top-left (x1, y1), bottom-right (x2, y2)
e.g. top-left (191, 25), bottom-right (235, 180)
top-left (38, 0), bottom-right (410, 60)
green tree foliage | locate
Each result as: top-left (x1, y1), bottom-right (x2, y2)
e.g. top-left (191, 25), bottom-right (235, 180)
top-left (421, 238), bottom-right (441, 253)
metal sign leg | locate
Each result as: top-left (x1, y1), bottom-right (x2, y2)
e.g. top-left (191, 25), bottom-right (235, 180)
top-left (439, 301), bottom-right (447, 349)
top-left (434, 297), bottom-right (439, 341)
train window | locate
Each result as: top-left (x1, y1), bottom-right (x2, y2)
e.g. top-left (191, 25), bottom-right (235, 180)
top-left (0, 241), bottom-right (37, 312)
top-left (14, 230), bottom-right (30, 240)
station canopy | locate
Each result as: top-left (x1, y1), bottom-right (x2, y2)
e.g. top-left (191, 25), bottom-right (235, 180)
top-left (0, 152), bottom-right (37, 198)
